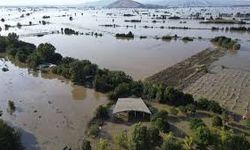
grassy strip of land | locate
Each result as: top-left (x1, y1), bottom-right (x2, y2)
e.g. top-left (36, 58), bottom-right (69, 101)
top-left (211, 36), bottom-right (241, 50)
top-left (146, 48), bottom-right (225, 90)
top-left (200, 19), bottom-right (246, 24)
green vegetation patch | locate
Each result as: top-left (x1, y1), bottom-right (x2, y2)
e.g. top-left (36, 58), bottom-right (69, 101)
top-left (211, 36), bottom-right (241, 50)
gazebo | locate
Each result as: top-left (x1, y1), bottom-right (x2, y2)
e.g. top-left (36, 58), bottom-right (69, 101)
top-left (112, 98), bottom-right (151, 120)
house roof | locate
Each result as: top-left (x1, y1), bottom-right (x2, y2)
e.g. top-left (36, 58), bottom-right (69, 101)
top-left (112, 98), bottom-right (151, 114)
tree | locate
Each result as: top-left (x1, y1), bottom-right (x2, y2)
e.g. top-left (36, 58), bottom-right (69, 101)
top-left (8, 100), bottom-right (16, 113)
top-left (185, 104), bottom-right (196, 115)
top-left (161, 133), bottom-right (183, 150)
top-left (0, 119), bottom-right (23, 150)
top-left (148, 126), bottom-right (162, 147)
top-left (69, 60), bottom-right (98, 84)
top-left (183, 94), bottom-right (194, 105)
top-left (161, 87), bottom-right (193, 106)
top-left (114, 131), bottom-right (130, 150)
top-left (179, 106), bottom-right (188, 115)
top-left (218, 128), bottom-right (233, 149)
top-left (6, 33), bottom-right (19, 44)
top-left (190, 118), bottom-right (205, 130)
top-left (193, 127), bottom-right (213, 150)
top-left (110, 83), bottom-right (131, 100)
top-left (27, 53), bottom-right (41, 68)
top-left (88, 124), bottom-right (100, 137)
top-left (96, 138), bottom-right (109, 150)
top-left (169, 107), bottom-right (178, 115)
top-left (161, 140), bottom-right (183, 150)
top-left (94, 69), bottom-right (132, 93)
top-left (212, 116), bottom-right (223, 127)
top-left (49, 52), bottom-right (62, 64)
top-left (152, 110), bottom-right (170, 133)
top-left (95, 105), bottom-right (109, 121)
top-left (196, 98), bottom-right (222, 114)
top-left (131, 123), bottom-right (162, 150)
top-left (132, 124), bottom-right (150, 150)
top-left (36, 43), bottom-right (56, 62)
top-left (222, 134), bottom-right (250, 150)
top-left (81, 139), bottom-right (91, 150)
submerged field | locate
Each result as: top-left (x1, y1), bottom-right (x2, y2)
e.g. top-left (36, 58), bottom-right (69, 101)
top-left (0, 57), bottom-right (108, 149)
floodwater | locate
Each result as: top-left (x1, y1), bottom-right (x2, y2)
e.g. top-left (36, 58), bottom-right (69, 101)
top-left (0, 57), bottom-right (107, 149)
top-left (0, 6), bottom-right (250, 149)
top-left (1, 7), bottom-right (249, 79)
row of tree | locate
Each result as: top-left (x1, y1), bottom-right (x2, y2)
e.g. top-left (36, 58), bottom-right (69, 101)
top-left (0, 33), bottom-right (224, 111)
top-left (84, 120), bottom-right (250, 150)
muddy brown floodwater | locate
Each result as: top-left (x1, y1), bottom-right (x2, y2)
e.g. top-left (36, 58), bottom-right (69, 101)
top-left (0, 57), bottom-right (108, 150)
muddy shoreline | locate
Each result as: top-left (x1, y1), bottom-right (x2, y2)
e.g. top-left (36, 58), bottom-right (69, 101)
top-left (146, 47), bottom-right (226, 90)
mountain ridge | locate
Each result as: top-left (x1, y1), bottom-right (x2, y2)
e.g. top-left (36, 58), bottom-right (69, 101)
top-left (82, 0), bottom-right (250, 8)
top-left (106, 0), bottom-right (144, 8)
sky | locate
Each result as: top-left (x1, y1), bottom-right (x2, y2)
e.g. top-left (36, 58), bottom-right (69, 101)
top-left (0, 0), bottom-right (97, 6)
top-left (0, 0), bottom-right (250, 6)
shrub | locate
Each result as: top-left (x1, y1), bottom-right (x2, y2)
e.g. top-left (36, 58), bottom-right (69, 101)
top-left (160, 140), bottom-right (183, 150)
top-left (114, 131), bottom-right (130, 150)
top-left (182, 37), bottom-right (194, 42)
top-left (88, 124), bottom-right (100, 137)
top-left (196, 98), bottom-right (222, 114)
top-left (162, 35), bottom-right (173, 41)
top-left (190, 118), bottom-right (205, 130)
top-left (8, 100), bottom-right (16, 113)
top-left (115, 31), bottom-right (134, 39)
top-left (169, 107), bottom-right (178, 115)
top-left (0, 119), bottom-right (23, 150)
top-left (81, 139), bottom-right (91, 150)
top-left (131, 123), bottom-right (162, 150)
top-left (95, 105), bottom-right (109, 121)
top-left (212, 116), bottom-right (223, 127)
top-left (193, 126), bottom-right (213, 149)
top-left (152, 110), bottom-right (170, 133)
top-left (161, 133), bottom-right (183, 150)
top-left (211, 36), bottom-right (240, 50)
top-left (96, 138), bottom-right (109, 150)
top-left (223, 134), bottom-right (250, 150)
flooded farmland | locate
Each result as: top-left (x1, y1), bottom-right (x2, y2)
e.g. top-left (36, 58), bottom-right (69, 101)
top-left (0, 5), bottom-right (250, 149)
top-left (1, 7), bottom-right (250, 79)
top-left (0, 57), bottom-right (107, 149)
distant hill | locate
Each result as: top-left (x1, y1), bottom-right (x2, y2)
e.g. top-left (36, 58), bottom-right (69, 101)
top-left (106, 0), bottom-right (144, 8)
top-left (82, 0), bottom-right (115, 7)
top-left (142, 0), bottom-right (250, 7)
top-left (81, 0), bottom-right (250, 8)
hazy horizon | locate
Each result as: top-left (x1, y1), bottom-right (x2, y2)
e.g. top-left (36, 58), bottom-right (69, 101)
top-left (0, 0), bottom-right (250, 6)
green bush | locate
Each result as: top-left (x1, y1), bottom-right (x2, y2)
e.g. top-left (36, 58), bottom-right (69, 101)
top-left (8, 100), bottom-right (16, 113)
top-left (88, 124), bottom-right (100, 137)
top-left (131, 123), bottom-right (162, 150)
top-left (212, 116), bottom-right (223, 127)
top-left (169, 107), bottom-right (178, 115)
top-left (190, 118), bottom-right (205, 130)
top-left (0, 119), bottom-right (23, 150)
top-left (211, 36), bottom-right (240, 50)
top-left (152, 111), bottom-right (170, 133)
top-left (95, 105), bottom-right (109, 121)
top-left (196, 98), bottom-right (222, 114)
top-left (81, 139), bottom-right (91, 150)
